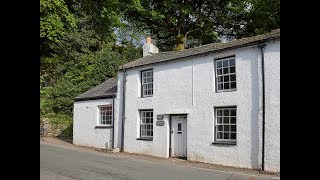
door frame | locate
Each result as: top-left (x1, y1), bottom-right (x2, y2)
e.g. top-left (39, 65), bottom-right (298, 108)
top-left (169, 114), bottom-right (187, 159)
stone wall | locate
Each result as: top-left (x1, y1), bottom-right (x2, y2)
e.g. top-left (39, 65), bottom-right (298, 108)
top-left (40, 118), bottom-right (72, 138)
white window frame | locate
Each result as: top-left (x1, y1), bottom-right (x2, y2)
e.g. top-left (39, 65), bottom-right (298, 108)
top-left (215, 107), bottom-right (237, 142)
top-left (140, 110), bottom-right (153, 138)
top-left (141, 69), bottom-right (153, 97)
top-left (215, 57), bottom-right (236, 92)
top-left (98, 105), bottom-right (113, 126)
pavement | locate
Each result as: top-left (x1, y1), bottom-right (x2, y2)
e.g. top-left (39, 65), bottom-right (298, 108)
top-left (40, 138), bottom-right (280, 180)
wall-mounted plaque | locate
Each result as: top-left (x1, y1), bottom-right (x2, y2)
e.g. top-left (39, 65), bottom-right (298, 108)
top-left (156, 121), bottom-right (165, 126)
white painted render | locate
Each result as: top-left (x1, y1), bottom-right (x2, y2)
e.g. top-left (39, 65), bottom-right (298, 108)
top-left (263, 40), bottom-right (280, 172)
top-left (117, 39), bottom-right (280, 172)
top-left (73, 98), bottom-right (119, 149)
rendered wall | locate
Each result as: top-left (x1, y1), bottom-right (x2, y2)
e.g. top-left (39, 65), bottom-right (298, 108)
top-left (263, 40), bottom-right (280, 172)
top-left (119, 40), bottom-right (280, 171)
top-left (73, 98), bottom-right (116, 149)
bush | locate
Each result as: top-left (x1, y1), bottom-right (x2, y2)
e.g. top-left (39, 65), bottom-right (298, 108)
top-left (49, 113), bottom-right (72, 126)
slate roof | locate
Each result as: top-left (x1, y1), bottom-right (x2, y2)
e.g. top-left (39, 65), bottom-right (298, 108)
top-left (120, 29), bottom-right (280, 70)
top-left (74, 77), bottom-right (117, 101)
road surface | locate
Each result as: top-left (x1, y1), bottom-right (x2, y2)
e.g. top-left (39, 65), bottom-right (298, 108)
top-left (40, 142), bottom-right (278, 180)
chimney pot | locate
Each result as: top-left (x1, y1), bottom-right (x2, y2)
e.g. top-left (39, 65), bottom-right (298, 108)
top-left (146, 36), bottom-right (152, 44)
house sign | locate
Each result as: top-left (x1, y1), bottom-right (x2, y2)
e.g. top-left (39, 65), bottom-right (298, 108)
top-left (156, 120), bottom-right (165, 126)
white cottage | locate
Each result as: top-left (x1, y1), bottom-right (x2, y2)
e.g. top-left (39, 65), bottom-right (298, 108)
top-left (73, 29), bottom-right (280, 172)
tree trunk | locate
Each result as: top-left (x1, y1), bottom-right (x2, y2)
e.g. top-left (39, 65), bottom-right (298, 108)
top-left (175, 34), bottom-right (185, 51)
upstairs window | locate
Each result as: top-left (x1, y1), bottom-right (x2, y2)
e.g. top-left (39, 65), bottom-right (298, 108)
top-left (215, 57), bottom-right (236, 92)
top-left (141, 69), bottom-right (153, 97)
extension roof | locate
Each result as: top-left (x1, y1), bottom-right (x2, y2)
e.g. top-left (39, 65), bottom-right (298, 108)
top-left (74, 77), bottom-right (117, 101)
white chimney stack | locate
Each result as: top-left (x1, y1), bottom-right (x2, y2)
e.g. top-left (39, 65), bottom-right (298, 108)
top-left (143, 36), bottom-right (159, 57)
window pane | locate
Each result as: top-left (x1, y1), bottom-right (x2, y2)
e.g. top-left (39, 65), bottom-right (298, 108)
top-left (231, 109), bottom-right (236, 116)
top-left (178, 123), bottom-right (182, 131)
top-left (223, 60), bottom-right (228, 67)
top-left (217, 132), bottom-right (223, 139)
top-left (217, 69), bottom-right (222, 75)
top-left (223, 68), bottom-right (229, 74)
top-left (231, 125), bottom-right (236, 132)
top-left (224, 133), bottom-right (229, 139)
top-left (231, 133), bottom-right (236, 139)
top-left (141, 117), bottom-right (145, 123)
top-left (230, 75), bottom-right (236, 81)
top-left (147, 130), bottom-right (150, 136)
top-left (224, 110), bottom-right (229, 116)
top-left (150, 111), bottom-right (153, 118)
top-left (223, 117), bottom-right (229, 124)
top-left (217, 61), bottom-right (222, 68)
top-left (230, 66), bottom-right (235, 73)
top-left (224, 83), bottom-right (229, 89)
top-left (217, 110), bottom-right (222, 116)
top-left (217, 125), bottom-right (223, 131)
top-left (224, 75), bottom-right (229, 82)
top-left (218, 83), bottom-right (223, 90)
top-left (229, 59), bottom-right (235, 66)
top-left (217, 76), bottom-right (223, 83)
top-left (217, 117), bottom-right (222, 124)
top-left (224, 125), bottom-right (230, 131)
top-left (231, 117), bottom-right (236, 124)
top-left (231, 82), bottom-right (236, 89)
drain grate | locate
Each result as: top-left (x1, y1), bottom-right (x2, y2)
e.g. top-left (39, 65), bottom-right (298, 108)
top-left (258, 171), bottom-right (280, 176)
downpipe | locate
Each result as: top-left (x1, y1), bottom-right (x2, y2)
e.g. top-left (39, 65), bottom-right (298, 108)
top-left (258, 42), bottom-right (267, 171)
top-left (120, 65), bottom-right (127, 152)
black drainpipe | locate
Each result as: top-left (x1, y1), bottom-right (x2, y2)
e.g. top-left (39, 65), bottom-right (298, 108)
top-left (258, 42), bottom-right (267, 171)
top-left (120, 65), bottom-right (127, 152)
top-left (112, 96), bottom-right (115, 149)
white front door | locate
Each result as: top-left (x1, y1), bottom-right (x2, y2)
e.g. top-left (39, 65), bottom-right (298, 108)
top-left (171, 115), bottom-right (187, 158)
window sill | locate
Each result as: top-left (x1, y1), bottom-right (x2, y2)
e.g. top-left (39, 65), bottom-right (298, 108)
top-left (212, 141), bottom-right (236, 145)
top-left (216, 89), bottom-right (237, 93)
top-left (95, 126), bottom-right (113, 129)
top-left (136, 137), bottom-right (153, 141)
top-left (139, 96), bottom-right (153, 99)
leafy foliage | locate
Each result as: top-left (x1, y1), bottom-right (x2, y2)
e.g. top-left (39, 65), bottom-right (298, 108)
top-left (120, 0), bottom-right (228, 50)
top-left (120, 0), bottom-right (279, 50)
top-left (40, 0), bottom-right (142, 127)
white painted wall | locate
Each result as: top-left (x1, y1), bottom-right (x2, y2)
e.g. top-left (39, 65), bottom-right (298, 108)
top-left (119, 39), bottom-right (280, 172)
top-left (264, 40), bottom-right (280, 172)
top-left (73, 98), bottom-right (119, 149)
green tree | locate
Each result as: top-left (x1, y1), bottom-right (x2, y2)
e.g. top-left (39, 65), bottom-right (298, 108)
top-left (120, 0), bottom-right (225, 51)
top-left (40, 0), bottom-right (76, 86)
top-left (219, 0), bottom-right (280, 39)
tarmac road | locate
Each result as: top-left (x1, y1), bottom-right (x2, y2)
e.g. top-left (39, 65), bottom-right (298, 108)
top-left (40, 142), bottom-right (278, 180)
